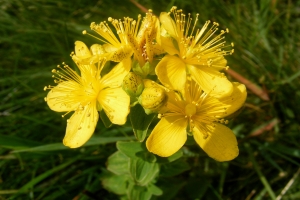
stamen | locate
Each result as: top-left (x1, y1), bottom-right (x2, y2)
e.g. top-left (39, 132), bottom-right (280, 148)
top-left (62, 110), bottom-right (72, 118)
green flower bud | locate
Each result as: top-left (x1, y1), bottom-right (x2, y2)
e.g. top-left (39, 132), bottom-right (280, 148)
top-left (138, 85), bottom-right (167, 114)
top-left (122, 72), bottom-right (144, 98)
top-left (132, 61), bottom-right (156, 78)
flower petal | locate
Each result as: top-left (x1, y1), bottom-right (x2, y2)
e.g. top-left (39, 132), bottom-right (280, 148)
top-left (156, 55), bottom-right (186, 92)
top-left (193, 123), bottom-right (239, 162)
top-left (159, 12), bottom-right (178, 39)
top-left (146, 116), bottom-right (187, 157)
top-left (98, 88), bottom-right (130, 125)
top-left (160, 35), bottom-right (180, 56)
top-left (186, 54), bottom-right (227, 71)
top-left (200, 82), bottom-right (247, 118)
top-left (74, 41), bottom-right (92, 59)
top-left (100, 58), bottom-right (131, 88)
top-left (189, 65), bottom-right (233, 98)
top-left (63, 101), bottom-right (99, 148)
top-left (47, 81), bottom-right (81, 112)
top-left (221, 82), bottom-right (247, 117)
top-left (72, 41), bottom-right (99, 79)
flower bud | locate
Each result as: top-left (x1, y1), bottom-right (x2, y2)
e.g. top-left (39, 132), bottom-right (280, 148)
top-left (138, 84), bottom-right (167, 114)
top-left (132, 61), bottom-right (156, 78)
top-left (122, 72), bottom-right (144, 98)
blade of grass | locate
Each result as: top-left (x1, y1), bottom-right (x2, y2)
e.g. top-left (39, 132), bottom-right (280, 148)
top-left (12, 157), bottom-right (78, 197)
top-left (276, 168), bottom-right (300, 200)
top-left (245, 143), bottom-right (276, 200)
top-left (13, 136), bottom-right (135, 152)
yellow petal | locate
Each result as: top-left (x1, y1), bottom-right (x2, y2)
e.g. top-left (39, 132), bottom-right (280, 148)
top-left (104, 44), bottom-right (133, 62)
top-left (90, 44), bottom-right (106, 55)
top-left (212, 56), bottom-right (227, 71)
top-left (153, 43), bottom-right (165, 55)
top-left (159, 12), bottom-right (178, 39)
top-left (193, 123), bottom-right (239, 162)
top-left (103, 43), bottom-right (118, 53)
top-left (221, 82), bottom-right (247, 117)
top-left (73, 44), bottom-right (107, 65)
top-left (63, 101), bottom-right (99, 148)
top-left (156, 55), bottom-right (186, 92)
top-left (98, 88), bottom-right (130, 125)
top-left (154, 17), bottom-right (161, 45)
top-left (47, 81), bottom-right (81, 112)
top-left (73, 41), bottom-right (98, 78)
top-left (75, 41), bottom-right (92, 59)
top-left (100, 58), bottom-right (131, 88)
top-left (165, 91), bottom-right (186, 113)
top-left (200, 82), bottom-right (247, 118)
top-left (186, 54), bottom-right (227, 71)
top-left (189, 65), bottom-right (233, 98)
top-left (146, 116), bottom-right (187, 157)
top-left (160, 35), bottom-right (179, 56)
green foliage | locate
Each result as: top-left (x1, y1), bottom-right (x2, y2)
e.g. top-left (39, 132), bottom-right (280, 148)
top-left (129, 104), bottom-right (156, 142)
top-left (105, 142), bottom-right (161, 199)
top-left (1, 0), bottom-right (300, 199)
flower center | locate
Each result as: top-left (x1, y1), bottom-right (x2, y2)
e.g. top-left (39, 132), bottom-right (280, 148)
top-left (185, 103), bottom-right (196, 116)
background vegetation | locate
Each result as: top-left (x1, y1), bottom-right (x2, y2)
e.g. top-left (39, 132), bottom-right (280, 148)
top-left (1, 0), bottom-right (300, 199)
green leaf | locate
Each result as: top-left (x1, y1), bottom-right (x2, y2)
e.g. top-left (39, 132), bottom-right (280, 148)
top-left (13, 136), bottom-right (134, 153)
top-left (0, 134), bottom-right (41, 150)
top-left (156, 149), bottom-right (183, 163)
top-left (129, 104), bottom-right (156, 142)
top-left (100, 109), bottom-right (113, 128)
top-left (148, 183), bottom-right (163, 196)
top-left (132, 61), bottom-right (155, 78)
top-left (127, 183), bottom-right (152, 200)
top-left (160, 158), bottom-right (190, 177)
top-left (101, 173), bottom-right (129, 195)
top-left (107, 151), bottom-right (130, 175)
top-left (117, 141), bottom-right (146, 159)
top-left (264, 143), bottom-right (300, 158)
top-left (136, 151), bottom-right (157, 163)
top-left (129, 157), bottom-right (159, 186)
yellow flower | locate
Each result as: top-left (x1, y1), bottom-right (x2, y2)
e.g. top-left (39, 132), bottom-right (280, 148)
top-left (146, 79), bottom-right (247, 161)
top-left (81, 10), bottom-right (164, 66)
top-left (44, 43), bottom-right (131, 148)
top-left (156, 6), bottom-right (234, 98)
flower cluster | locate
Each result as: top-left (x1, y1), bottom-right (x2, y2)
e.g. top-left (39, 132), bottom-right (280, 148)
top-left (44, 7), bottom-right (246, 161)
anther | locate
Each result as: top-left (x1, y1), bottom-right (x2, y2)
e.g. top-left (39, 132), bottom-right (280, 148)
top-left (82, 30), bottom-right (87, 35)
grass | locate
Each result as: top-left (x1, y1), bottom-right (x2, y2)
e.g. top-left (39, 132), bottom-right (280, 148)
top-left (1, 0), bottom-right (300, 199)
